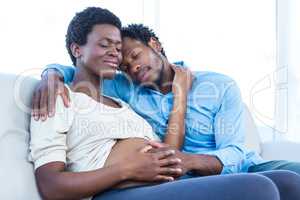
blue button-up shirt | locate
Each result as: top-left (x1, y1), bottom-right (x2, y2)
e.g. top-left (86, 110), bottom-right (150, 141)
top-left (46, 63), bottom-right (263, 174)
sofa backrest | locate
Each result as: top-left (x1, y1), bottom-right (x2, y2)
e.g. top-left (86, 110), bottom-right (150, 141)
top-left (0, 73), bottom-right (41, 200)
top-left (244, 104), bottom-right (261, 154)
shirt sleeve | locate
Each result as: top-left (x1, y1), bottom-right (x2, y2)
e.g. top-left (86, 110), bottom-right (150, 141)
top-left (203, 81), bottom-right (247, 174)
top-left (29, 96), bottom-right (74, 170)
top-left (43, 63), bottom-right (75, 84)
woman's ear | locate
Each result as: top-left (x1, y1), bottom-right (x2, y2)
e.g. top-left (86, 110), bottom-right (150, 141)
top-left (148, 37), bottom-right (162, 54)
top-left (70, 43), bottom-right (82, 59)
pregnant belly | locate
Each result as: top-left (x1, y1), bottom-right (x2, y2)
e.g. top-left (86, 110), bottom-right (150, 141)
top-left (104, 138), bottom-right (155, 188)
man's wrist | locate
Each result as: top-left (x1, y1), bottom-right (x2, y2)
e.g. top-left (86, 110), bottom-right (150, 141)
top-left (184, 154), bottom-right (198, 171)
top-left (186, 154), bottom-right (211, 171)
top-left (187, 154), bottom-right (223, 175)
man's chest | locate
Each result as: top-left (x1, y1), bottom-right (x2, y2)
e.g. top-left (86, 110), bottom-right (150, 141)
top-left (129, 92), bottom-right (218, 135)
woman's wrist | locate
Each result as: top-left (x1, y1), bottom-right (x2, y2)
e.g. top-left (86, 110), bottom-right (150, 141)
top-left (118, 162), bottom-right (134, 181)
top-left (174, 89), bottom-right (188, 99)
top-left (173, 94), bottom-right (187, 112)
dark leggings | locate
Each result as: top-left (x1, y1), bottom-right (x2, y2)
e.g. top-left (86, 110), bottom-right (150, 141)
top-left (93, 173), bottom-right (280, 200)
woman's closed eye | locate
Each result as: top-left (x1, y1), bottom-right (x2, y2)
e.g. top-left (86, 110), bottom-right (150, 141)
top-left (99, 43), bottom-right (109, 48)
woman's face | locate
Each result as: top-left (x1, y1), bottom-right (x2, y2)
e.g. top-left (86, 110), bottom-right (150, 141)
top-left (77, 24), bottom-right (122, 79)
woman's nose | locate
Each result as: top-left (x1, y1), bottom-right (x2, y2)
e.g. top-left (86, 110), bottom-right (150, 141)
top-left (108, 48), bottom-right (119, 57)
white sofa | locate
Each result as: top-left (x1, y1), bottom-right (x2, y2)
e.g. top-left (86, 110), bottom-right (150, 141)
top-left (0, 72), bottom-right (299, 199)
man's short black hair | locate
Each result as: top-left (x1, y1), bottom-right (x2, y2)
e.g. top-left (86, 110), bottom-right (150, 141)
top-left (121, 24), bottom-right (166, 57)
top-left (66, 7), bottom-right (122, 65)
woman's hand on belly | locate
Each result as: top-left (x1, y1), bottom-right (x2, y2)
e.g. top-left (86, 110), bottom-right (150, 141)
top-left (104, 138), bottom-right (183, 184)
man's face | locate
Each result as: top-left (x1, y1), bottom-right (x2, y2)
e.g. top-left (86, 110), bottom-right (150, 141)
top-left (77, 24), bottom-right (122, 79)
top-left (120, 37), bottom-right (163, 86)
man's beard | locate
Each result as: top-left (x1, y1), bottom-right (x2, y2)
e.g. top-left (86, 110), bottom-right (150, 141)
top-left (138, 51), bottom-right (165, 90)
top-left (153, 53), bottom-right (165, 89)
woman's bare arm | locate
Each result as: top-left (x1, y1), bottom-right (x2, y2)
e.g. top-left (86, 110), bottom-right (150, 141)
top-left (164, 65), bottom-right (193, 149)
top-left (35, 149), bottom-right (181, 200)
top-left (36, 162), bottom-right (126, 200)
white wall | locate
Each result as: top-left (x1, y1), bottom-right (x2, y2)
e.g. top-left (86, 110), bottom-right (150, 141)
top-left (156, 0), bottom-right (277, 141)
top-left (276, 0), bottom-right (300, 141)
top-left (0, 0), bottom-right (145, 75)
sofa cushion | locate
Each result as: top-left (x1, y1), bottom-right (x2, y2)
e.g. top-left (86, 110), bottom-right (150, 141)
top-left (0, 73), bottom-right (41, 200)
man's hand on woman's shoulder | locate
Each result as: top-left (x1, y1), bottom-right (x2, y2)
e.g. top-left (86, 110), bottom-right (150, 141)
top-left (32, 69), bottom-right (70, 121)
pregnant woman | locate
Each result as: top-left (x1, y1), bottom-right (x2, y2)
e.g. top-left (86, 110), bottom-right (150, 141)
top-left (29, 7), bottom-right (281, 200)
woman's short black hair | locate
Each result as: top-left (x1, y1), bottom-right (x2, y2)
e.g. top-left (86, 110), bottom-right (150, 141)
top-left (66, 7), bottom-right (122, 65)
top-left (121, 24), bottom-right (166, 57)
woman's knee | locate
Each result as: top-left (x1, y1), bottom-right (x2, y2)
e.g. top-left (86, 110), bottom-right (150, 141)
top-left (184, 174), bottom-right (280, 200)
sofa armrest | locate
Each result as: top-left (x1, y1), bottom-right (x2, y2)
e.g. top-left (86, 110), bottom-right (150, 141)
top-left (260, 141), bottom-right (300, 162)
